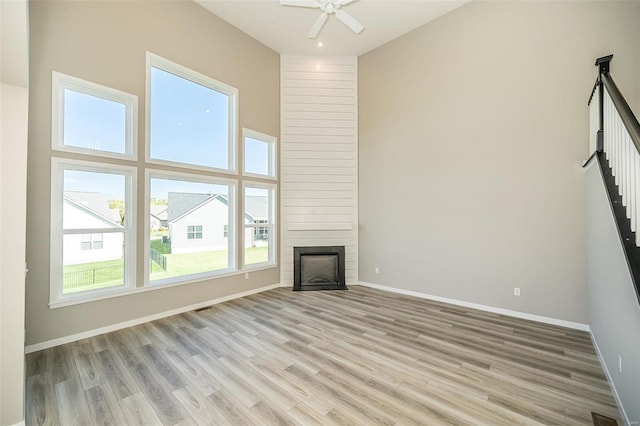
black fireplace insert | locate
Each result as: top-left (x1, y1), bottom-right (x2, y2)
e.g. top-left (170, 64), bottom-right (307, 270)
top-left (293, 246), bottom-right (347, 291)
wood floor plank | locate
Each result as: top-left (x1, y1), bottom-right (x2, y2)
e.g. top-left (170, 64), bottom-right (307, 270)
top-left (25, 286), bottom-right (623, 425)
top-left (25, 374), bottom-right (59, 426)
top-left (54, 379), bottom-right (92, 425)
top-left (128, 362), bottom-right (187, 424)
top-left (118, 392), bottom-right (163, 425)
top-left (163, 347), bottom-right (219, 397)
top-left (94, 348), bottom-right (139, 400)
top-left (70, 342), bottom-right (101, 391)
top-left (173, 385), bottom-right (219, 425)
top-left (85, 383), bottom-right (127, 425)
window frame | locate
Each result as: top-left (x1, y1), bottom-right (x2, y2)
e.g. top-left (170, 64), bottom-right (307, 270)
top-left (51, 71), bottom-right (138, 160)
top-left (50, 158), bottom-right (137, 307)
top-left (144, 168), bottom-right (238, 288)
top-left (145, 52), bottom-right (239, 175)
top-left (242, 181), bottom-right (277, 269)
top-left (242, 128), bottom-right (277, 180)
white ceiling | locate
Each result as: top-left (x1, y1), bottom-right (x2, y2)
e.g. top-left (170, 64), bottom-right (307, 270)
top-left (195, 0), bottom-right (469, 56)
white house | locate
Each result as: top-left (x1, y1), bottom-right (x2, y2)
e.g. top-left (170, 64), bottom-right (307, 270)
top-left (244, 194), bottom-right (269, 247)
top-left (168, 192), bottom-right (268, 254)
top-left (150, 204), bottom-right (168, 231)
top-left (168, 193), bottom-right (229, 254)
top-left (62, 192), bottom-right (124, 265)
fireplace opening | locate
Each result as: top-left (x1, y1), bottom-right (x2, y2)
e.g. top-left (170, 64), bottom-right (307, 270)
top-left (293, 246), bottom-right (347, 291)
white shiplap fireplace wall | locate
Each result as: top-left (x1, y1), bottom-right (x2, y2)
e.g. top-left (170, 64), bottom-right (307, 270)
top-left (280, 55), bottom-right (358, 287)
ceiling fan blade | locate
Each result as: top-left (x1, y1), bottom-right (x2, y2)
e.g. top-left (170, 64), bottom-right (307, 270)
top-left (335, 9), bottom-right (364, 34)
top-left (308, 12), bottom-right (328, 38)
top-left (279, 0), bottom-right (320, 8)
top-left (339, 0), bottom-right (357, 5)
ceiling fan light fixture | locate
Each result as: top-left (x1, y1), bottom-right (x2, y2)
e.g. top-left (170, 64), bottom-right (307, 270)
top-left (279, 0), bottom-right (364, 39)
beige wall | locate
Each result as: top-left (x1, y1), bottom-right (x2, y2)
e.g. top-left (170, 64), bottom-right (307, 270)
top-left (27, 1), bottom-right (280, 346)
top-left (1, 0), bottom-right (29, 423)
top-left (359, 1), bottom-right (640, 323)
top-left (0, 83), bottom-right (29, 426)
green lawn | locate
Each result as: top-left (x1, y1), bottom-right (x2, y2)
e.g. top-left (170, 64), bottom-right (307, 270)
top-left (63, 259), bottom-right (124, 293)
top-left (150, 246), bottom-right (269, 281)
top-left (63, 246), bottom-right (270, 291)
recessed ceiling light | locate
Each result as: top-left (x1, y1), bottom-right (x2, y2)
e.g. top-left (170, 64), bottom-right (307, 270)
top-left (317, 42), bottom-right (323, 47)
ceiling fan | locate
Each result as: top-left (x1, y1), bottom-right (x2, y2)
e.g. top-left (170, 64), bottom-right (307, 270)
top-left (279, 0), bottom-right (364, 39)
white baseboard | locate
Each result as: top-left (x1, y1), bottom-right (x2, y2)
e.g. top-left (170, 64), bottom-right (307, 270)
top-left (25, 283), bottom-right (282, 353)
top-left (590, 335), bottom-right (631, 426)
top-left (356, 281), bottom-right (590, 331)
top-left (10, 420), bottom-right (25, 426)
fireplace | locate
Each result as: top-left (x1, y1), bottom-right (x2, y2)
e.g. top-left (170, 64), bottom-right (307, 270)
top-left (293, 246), bottom-right (347, 291)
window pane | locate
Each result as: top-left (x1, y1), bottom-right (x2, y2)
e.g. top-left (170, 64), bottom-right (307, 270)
top-left (244, 186), bottom-right (272, 266)
top-left (244, 187), bottom-right (270, 225)
top-left (149, 177), bottom-right (231, 282)
top-left (150, 67), bottom-right (230, 169)
top-left (63, 89), bottom-right (126, 154)
top-left (244, 228), bottom-right (269, 265)
top-left (61, 169), bottom-right (126, 294)
top-left (63, 170), bottom-right (125, 229)
top-left (245, 136), bottom-right (270, 176)
top-left (63, 233), bottom-right (124, 293)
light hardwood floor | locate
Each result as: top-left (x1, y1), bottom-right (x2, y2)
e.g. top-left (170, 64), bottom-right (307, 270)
top-left (26, 286), bottom-right (621, 425)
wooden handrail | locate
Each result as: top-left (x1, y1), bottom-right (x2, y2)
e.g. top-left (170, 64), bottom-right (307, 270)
top-left (599, 68), bottom-right (640, 157)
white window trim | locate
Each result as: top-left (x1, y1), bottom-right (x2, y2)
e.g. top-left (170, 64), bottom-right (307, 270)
top-left (145, 52), bottom-right (239, 175)
top-left (144, 168), bottom-right (238, 288)
top-left (242, 128), bottom-right (277, 180)
top-left (51, 71), bottom-right (138, 160)
top-left (50, 158), bottom-right (137, 308)
top-left (242, 181), bottom-right (277, 269)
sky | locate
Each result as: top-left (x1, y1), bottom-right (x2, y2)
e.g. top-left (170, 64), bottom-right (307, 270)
top-left (149, 67), bottom-right (229, 169)
top-left (63, 66), bottom-right (272, 202)
top-left (64, 170), bottom-right (125, 200)
top-left (64, 90), bottom-right (126, 154)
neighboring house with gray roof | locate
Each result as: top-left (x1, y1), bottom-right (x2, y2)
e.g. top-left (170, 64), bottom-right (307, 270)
top-left (62, 191), bottom-right (124, 265)
top-left (167, 192), bottom-right (269, 254)
top-left (167, 192), bottom-right (229, 254)
top-left (244, 195), bottom-right (269, 245)
top-left (150, 204), bottom-right (168, 231)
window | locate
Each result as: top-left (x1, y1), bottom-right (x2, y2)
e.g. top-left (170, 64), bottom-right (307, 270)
top-left (243, 184), bottom-right (276, 267)
top-left (49, 56), bottom-right (278, 307)
top-left (147, 172), bottom-right (236, 285)
top-left (243, 129), bottom-right (276, 179)
top-left (187, 225), bottom-right (203, 240)
top-left (147, 53), bottom-right (238, 172)
top-left (80, 233), bottom-right (104, 250)
top-left (51, 158), bottom-right (136, 305)
top-left (52, 71), bottom-right (137, 159)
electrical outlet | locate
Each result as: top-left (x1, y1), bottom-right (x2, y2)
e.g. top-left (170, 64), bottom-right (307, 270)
top-left (375, 267), bottom-right (380, 274)
top-left (244, 272), bottom-right (249, 280)
top-left (514, 287), bottom-right (521, 296)
top-left (618, 354), bottom-right (622, 373)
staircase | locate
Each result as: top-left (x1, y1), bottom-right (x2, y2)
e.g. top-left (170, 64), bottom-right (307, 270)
top-left (588, 54), bottom-right (640, 304)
